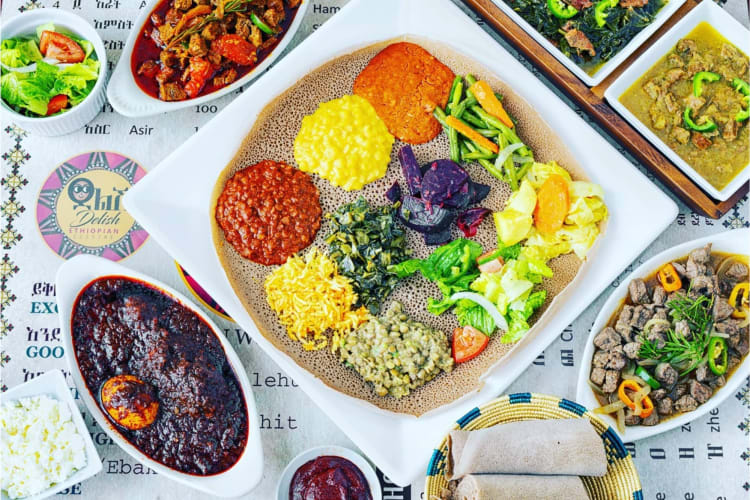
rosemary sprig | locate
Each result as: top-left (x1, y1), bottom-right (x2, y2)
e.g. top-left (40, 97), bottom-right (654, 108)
top-left (638, 291), bottom-right (714, 376)
top-left (167, 0), bottom-right (251, 49)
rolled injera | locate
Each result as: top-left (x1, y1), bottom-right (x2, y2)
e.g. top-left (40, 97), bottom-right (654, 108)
top-left (446, 418), bottom-right (607, 480)
top-left (453, 474), bottom-right (588, 500)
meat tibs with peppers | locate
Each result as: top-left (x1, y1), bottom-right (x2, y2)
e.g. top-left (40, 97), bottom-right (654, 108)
top-left (590, 244), bottom-right (748, 430)
top-left (620, 23), bottom-right (749, 191)
top-left (132, 0), bottom-right (301, 101)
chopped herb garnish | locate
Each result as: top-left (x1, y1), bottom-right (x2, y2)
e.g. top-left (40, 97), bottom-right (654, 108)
top-left (638, 291), bottom-right (715, 376)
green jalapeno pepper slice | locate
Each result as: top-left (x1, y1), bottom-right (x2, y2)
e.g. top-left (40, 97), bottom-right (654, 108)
top-left (707, 337), bottom-right (728, 376)
top-left (692, 71), bottom-right (720, 97)
top-left (594, 0), bottom-right (619, 27)
top-left (635, 366), bottom-right (661, 390)
top-left (548, 0), bottom-right (579, 19)
top-left (683, 107), bottom-right (717, 132)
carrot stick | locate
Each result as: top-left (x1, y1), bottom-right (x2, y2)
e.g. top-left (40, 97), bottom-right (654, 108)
top-left (533, 174), bottom-right (570, 234)
top-left (445, 115), bottom-right (499, 154)
top-left (470, 80), bottom-right (514, 129)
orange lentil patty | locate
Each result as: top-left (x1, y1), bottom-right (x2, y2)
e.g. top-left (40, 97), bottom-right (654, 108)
top-left (353, 42), bottom-right (455, 144)
top-left (216, 160), bottom-right (321, 265)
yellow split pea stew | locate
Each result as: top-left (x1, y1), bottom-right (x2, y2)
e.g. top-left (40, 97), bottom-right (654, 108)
top-left (619, 22), bottom-right (749, 191)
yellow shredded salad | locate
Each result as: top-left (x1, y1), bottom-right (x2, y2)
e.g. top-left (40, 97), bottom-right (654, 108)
top-left (264, 247), bottom-right (369, 351)
top-left (293, 94), bottom-right (394, 190)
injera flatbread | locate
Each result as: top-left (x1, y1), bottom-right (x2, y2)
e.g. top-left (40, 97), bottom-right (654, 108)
top-left (445, 419), bottom-right (607, 480)
top-left (453, 474), bottom-right (588, 500)
top-left (210, 36), bottom-right (607, 416)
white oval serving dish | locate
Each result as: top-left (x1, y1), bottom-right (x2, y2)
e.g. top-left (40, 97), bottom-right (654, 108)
top-left (276, 445), bottom-right (382, 500)
top-left (0, 9), bottom-right (107, 136)
top-left (1, 370), bottom-right (102, 500)
top-left (576, 228), bottom-right (750, 442)
top-left (55, 254), bottom-right (263, 497)
top-left (106, 0), bottom-right (310, 117)
top-left (604, 0), bottom-right (750, 201)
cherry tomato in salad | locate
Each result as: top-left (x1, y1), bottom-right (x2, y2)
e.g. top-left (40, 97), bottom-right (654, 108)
top-left (212, 34), bottom-right (258, 66)
top-left (452, 325), bottom-right (489, 364)
top-left (46, 94), bottom-right (69, 115)
top-left (39, 31), bottom-right (85, 63)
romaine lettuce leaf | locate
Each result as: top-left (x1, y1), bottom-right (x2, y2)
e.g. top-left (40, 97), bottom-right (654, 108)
top-left (454, 299), bottom-right (495, 336)
top-left (36, 23), bottom-right (56, 40)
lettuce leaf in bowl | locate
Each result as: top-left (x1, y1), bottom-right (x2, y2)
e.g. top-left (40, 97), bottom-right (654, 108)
top-left (1, 25), bottom-right (99, 117)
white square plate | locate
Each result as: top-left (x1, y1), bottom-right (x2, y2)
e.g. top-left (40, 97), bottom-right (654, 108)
top-left (1, 370), bottom-right (102, 500)
top-left (605, 0), bottom-right (750, 201)
top-left (124, 0), bottom-right (678, 486)
top-left (490, 0), bottom-right (686, 86)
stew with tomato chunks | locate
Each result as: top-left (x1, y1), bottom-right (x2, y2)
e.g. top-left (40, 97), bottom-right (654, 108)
top-left (131, 0), bottom-right (301, 101)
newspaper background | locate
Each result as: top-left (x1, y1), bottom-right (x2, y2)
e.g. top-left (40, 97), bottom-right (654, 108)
top-left (1, 0), bottom-right (749, 498)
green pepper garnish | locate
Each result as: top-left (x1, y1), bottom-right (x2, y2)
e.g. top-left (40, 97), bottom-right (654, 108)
top-left (635, 366), bottom-right (661, 390)
top-left (683, 107), bottom-right (717, 132)
top-left (732, 77), bottom-right (750, 96)
top-left (250, 13), bottom-right (276, 35)
top-left (707, 337), bottom-right (728, 376)
top-left (692, 71), bottom-right (720, 97)
top-left (594, 0), bottom-right (618, 27)
top-left (547, 0), bottom-right (579, 19)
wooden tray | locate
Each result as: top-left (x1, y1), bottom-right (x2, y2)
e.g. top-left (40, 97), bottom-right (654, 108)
top-left (463, 0), bottom-right (748, 218)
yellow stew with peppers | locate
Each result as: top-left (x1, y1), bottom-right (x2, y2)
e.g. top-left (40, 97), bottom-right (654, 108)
top-left (619, 22), bottom-right (749, 191)
top-left (590, 245), bottom-right (748, 432)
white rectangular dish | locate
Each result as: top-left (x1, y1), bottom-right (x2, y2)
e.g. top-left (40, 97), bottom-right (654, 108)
top-left (605, 0), bottom-right (750, 201)
top-left (124, 0), bottom-right (678, 486)
top-left (490, 0), bottom-right (686, 86)
top-left (1, 370), bottom-right (102, 500)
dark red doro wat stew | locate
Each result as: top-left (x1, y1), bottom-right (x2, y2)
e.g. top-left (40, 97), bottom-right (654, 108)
top-left (71, 276), bottom-right (248, 475)
top-left (132, 0), bottom-right (302, 101)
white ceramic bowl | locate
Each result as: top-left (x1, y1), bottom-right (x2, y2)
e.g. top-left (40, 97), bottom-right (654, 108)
top-left (55, 255), bottom-right (263, 498)
top-left (605, 1), bottom-right (750, 201)
top-left (0, 9), bottom-right (107, 136)
top-left (0, 370), bottom-right (102, 500)
top-left (276, 446), bottom-right (382, 500)
top-left (576, 228), bottom-right (750, 442)
top-left (106, 0), bottom-right (310, 117)
top-left (490, 0), bottom-right (686, 86)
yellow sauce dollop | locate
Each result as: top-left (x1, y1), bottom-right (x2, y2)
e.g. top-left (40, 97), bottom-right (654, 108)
top-left (294, 94), bottom-right (394, 190)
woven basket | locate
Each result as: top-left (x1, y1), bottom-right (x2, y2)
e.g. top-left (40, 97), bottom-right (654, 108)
top-left (424, 393), bottom-right (643, 500)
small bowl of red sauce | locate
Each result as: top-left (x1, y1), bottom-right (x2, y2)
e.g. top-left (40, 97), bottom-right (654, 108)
top-left (277, 445), bottom-right (381, 500)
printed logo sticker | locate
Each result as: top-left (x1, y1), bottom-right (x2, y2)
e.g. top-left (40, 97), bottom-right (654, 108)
top-left (36, 151), bottom-right (149, 261)
top-left (176, 262), bottom-right (233, 322)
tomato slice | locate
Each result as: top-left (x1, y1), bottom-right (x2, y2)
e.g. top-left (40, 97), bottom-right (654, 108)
top-left (39, 31), bottom-right (85, 63)
top-left (212, 34), bottom-right (257, 66)
top-left (184, 57), bottom-right (214, 98)
top-left (46, 94), bottom-right (69, 115)
top-left (452, 326), bottom-right (489, 364)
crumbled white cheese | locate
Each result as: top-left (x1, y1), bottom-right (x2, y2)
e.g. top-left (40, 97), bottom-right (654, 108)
top-left (1, 394), bottom-right (87, 499)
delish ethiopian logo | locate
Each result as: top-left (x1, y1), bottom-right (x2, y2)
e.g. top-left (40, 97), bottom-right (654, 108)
top-left (36, 151), bottom-right (149, 261)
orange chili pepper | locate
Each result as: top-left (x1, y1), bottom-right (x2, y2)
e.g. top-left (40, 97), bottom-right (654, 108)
top-left (617, 380), bottom-right (654, 418)
top-left (657, 263), bottom-right (682, 292)
top-left (729, 282), bottom-right (749, 318)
